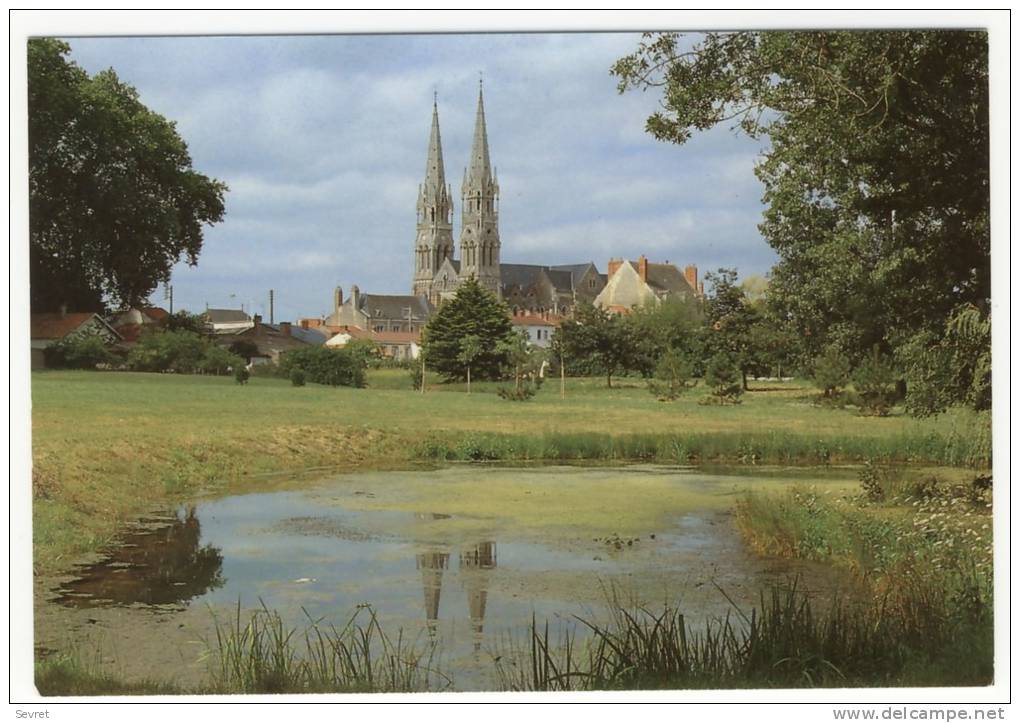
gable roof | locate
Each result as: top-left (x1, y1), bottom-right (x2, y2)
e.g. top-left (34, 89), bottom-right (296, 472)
top-left (358, 294), bottom-right (433, 321)
top-left (511, 313), bottom-right (557, 327)
top-left (204, 308), bottom-right (252, 324)
top-left (31, 312), bottom-right (121, 341)
top-left (643, 262), bottom-right (697, 295)
top-left (550, 262), bottom-right (599, 286)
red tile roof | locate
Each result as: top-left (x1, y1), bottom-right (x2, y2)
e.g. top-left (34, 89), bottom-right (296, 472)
top-left (30, 312), bottom-right (102, 340)
top-left (372, 331), bottom-right (419, 344)
top-left (511, 313), bottom-right (558, 327)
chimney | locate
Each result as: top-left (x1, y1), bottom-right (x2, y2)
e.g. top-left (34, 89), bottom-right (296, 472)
top-left (334, 286), bottom-right (343, 313)
top-left (685, 264), bottom-right (698, 291)
top-left (698, 281), bottom-right (704, 296)
top-left (253, 314), bottom-right (262, 331)
top-left (607, 257), bottom-right (623, 278)
top-left (350, 284), bottom-right (361, 310)
top-left (280, 322), bottom-right (292, 337)
top-left (638, 255), bottom-right (648, 283)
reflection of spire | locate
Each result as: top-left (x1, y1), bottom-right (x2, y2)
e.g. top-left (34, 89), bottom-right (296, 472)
top-left (459, 542), bottom-right (497, 651)
top-left (416, 551), bottom-right (449, 633)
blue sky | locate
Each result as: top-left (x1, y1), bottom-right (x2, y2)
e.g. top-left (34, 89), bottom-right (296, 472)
top-left (65, 33), bottom-right (775, 321)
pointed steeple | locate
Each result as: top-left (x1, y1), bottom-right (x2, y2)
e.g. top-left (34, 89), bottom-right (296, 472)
top-left (459, 78), bottom-right (501, 296)
top-left (423, 95), bottom-right (447, 199)
top-left (466, 80), bottom-right (493, 186)
top-left (413, 94), bottom-right (455, 299)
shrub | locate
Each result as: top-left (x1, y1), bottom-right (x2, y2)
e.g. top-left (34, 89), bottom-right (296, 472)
top-left (43, 334), bottom-right (116, 369)
top-left (200, 345), bottom-right (244, 376)
top-left (812, 344), bottom-right (851, 399)
top-left (278, 346), bottom-right (367, 388)
top-left (701, 353), bottom-right (743, 404)
top-left (234, 366), bottom-right (250, 385)
top-left (647, 349), bottom-right (694, 401)
top-left (290, 368), bottom-right (306, 387)
top-left (127, 329), bottom-right (208, 373)
top-left (497, 385), bottom-right (536, 401)
top-left (853, 346), bottom-right (896, 416)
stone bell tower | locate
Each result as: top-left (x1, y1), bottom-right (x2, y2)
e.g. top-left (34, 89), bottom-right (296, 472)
top-left (412, 96), bottom-right (455, 298)
top-left (458, 80), bottom-right (501, 296)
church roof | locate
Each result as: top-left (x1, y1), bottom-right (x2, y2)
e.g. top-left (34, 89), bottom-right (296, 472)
top-left (550, 263), bottom-right (597, 286)
top-left (358, 294), bottom-right (433, 321)
top-left (500, 263), bottom-right (575, 294)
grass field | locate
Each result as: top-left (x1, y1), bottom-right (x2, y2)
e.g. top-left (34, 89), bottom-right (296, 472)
top-left (29, 369), bottom-right (990, 575)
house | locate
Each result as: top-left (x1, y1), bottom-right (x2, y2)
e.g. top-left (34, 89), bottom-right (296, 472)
top-left (203, 308), bottom-right (254, 334)
top-left (326, 327), bottom-right (421, 361)
top-left (593, 256), bottom-right (703, 313)
top-left (322, 285), bottom-right (433, 334)
top-left (510, 311), bottom-right (560, 348)
top-left (107, 306), bottom-right (170, 342)
top-left (30, 310), bottom-right (122, 369)
top-left (214, 316), bottom-right (325, 365)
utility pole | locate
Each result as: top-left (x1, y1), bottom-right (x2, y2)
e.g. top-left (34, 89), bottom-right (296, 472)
top-left (269, 289), bottom-right (275, 325)
top-left (164, 283), bottom-right (174, 315)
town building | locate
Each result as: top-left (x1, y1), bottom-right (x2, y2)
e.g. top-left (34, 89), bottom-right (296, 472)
top-left (594, 256), bottom-right (703, 313)
top-left (30, 310), bottom-right (122, 369)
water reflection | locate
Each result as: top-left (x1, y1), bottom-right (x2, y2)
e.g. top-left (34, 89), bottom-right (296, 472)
top-left (415, 550), bottom-right (449, 635)
top-left (55, 506), bottom-right (224, 608)
top-left (460, 542), bottom-right (497, 651)
top-left (414, 542), bottom-right (498, 649)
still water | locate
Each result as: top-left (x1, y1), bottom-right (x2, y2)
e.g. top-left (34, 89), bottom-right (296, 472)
top-left (38, 464), bottom-right (860, 690)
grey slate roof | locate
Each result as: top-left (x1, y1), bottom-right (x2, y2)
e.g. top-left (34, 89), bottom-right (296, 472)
top-left (266, 325), bottom-right (328, 346)
top-left (204, 308), bottom-right (251, 323)
top-left (550, 263), bottom-right (598, 286)
top-left (643, 262), bottom-right (697, 295)
top-left (359, 294), bottom-right (433, 321)
top-left (501, 263), bottom-right (578, 294)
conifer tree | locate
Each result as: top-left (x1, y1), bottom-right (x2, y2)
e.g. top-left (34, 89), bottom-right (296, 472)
top-left (421, 278), bottom-right (514, 381)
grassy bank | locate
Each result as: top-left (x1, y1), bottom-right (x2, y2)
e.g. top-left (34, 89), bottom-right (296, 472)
top-left (30, 370), bottom-right (990, 575)
top-left (732, 467), bottom-right (993, 686)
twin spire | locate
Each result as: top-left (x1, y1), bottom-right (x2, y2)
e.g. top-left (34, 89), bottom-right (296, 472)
top-left (414, 81), bottom-right (501, 299)
top-left (423, 82), bottom-right (495, 203)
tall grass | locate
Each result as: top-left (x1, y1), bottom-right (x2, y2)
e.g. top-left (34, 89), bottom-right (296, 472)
top-left (415, 428), bottom-right (992, 468)
top-left (208, 601), bottom-right (449, 693)
top-left (494, 577), bottom-right (992, 691)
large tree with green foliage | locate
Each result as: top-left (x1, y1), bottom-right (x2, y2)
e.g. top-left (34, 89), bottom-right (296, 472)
top-left (421, 278), bottom-right (514, 381)
top-left (28, 38), bottom-right (227, 312)
top-left (612, 31), bottom-right (989, 370)
top-left (555, 303), bottom-right (639, 388)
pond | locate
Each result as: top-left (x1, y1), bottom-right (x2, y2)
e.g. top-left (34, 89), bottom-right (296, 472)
top-left (35, 464), bottom-right (862, 691)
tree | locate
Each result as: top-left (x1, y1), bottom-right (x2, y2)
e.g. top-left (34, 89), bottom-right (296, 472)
top-left (165, 311), bottom-right (208, 335)
top-left (625, 296), bottom-right (704, 376)
top-left (420, 278), bottom-right (514, 381)
top-left (612, 31), bottom-right (989, 367)
top-left (457, 335), bottom-right (483, 394)
top-left (199, 346), bottom-right (244, 376)
top-left (555, 303), bottom-right (638, 388)
top-left (127, 329), bottom-right (208, 373)
top-left (28, 39), bottom-right (227, 312)
top-left (227, 340), bottom-right (260, 363)
top-left (812, 344), bottom-right (852, 399)
top-left (703, 269), bottom-right (761, 389)
top-left (647, 348), bottom-right (694, 401)
top-left (703, 352), bottom-right (744, 404)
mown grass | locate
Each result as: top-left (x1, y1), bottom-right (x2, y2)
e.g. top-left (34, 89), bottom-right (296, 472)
top-left (29, 369), bottom-right (990, 575)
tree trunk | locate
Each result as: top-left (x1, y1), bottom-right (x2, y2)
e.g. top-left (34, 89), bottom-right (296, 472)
top-left (560, 355), bottom-right (565, 400)
top-left (515, 364), bottom-right (521, 392)
top-left (467, 366), bottom-right (471, 395)
top-left (742, 369), bottom-right (748, 391)
top-left (607, 372), bottom-right (613, 389)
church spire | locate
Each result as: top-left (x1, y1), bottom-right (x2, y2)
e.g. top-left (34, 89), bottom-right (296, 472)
top-left (466, 80), bottom-right (492, 187)
top-left (459, 79), bottom-right (501, 296)
top-left (413, 95), bottom-right (455, 300)
top-left (423, 94), bottom-right (446, 198)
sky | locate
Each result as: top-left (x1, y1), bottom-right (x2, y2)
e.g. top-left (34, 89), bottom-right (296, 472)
top-left (64, 32), bottom-right (776, 322)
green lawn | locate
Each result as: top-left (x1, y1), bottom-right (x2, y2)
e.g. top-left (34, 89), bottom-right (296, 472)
top-left (29, 369), bottom-right (989, 575)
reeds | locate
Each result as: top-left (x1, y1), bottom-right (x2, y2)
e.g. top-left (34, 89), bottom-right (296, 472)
top-left (414, 428), bottom-right (991, 468)
top-left (208, 601), bottom-right (449, 693)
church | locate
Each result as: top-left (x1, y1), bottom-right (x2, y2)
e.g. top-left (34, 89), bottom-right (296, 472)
top-left (315, 83), bottom-right (701, 336)
top-left (412, 82), bottom-right (611, 316)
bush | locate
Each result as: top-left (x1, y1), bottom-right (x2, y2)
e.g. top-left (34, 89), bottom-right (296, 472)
top-left (200, 345), bottom-right (244, 376)
top-left (43, 334), bottom-right (116, 369)
top-left (127, 329), bottom-right (208, 373)
top-left (497, 384), bottom-right (537, 401)
top-left (290, 368), bottom-right (306, 387)
top-left (812, 344), bottom-right (851, 399)
top-left (647, 349), bottom-right (694, 401)
top-left (278, 346), bottom-right (367, 388)
top-left (234, 366), bottom-right (250, 385)
top-left (853, 346), bottom-right (896, 416)
top-left (702, 353), bottom-right (743, 404)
